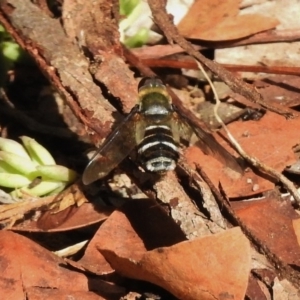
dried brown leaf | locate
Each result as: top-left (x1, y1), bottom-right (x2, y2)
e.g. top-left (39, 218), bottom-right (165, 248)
top-left (0, 231), bottom-right (124, 300)
top-left (0, 231), bottom-right (118, 299)
top-left (178, 0), bottom-right (279, 41)
top-left (100, 227), bottom-right (251, 300)
top-left (292, 219), bottom-right (300, 247)
top-left (78, 199), bottom-right (186, 275)
top-left (12, 202), bottom-right (113, 232)
top-left (185, 145), bottom-right (273, 198)
top-left (232, 198), bottom-right (300, 267)
top-left (185, 112), bottom-right (299, 197)
top-left (231, 75), bottom-right (300, 109)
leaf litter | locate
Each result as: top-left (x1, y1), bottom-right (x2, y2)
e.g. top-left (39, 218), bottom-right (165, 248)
top-left (1, 0), bottom-right (300, 299)
top-left (82, 200), bottom-right (251, 300)
top-left (185, 111), bottom-right (300, 197)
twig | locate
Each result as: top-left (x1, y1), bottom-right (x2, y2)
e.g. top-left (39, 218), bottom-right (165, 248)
top-left (221, 29), bottom-right (300, 47)
top-left (141, 58), bottom-right (300, 76)
top-left (131, 29), bottom-right (300, 59)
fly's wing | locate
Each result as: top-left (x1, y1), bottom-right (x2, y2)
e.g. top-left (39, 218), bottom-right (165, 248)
top-left (172, 107), bottom-right (244, 174)
top-left (82, 106), bottom-right (140, 185)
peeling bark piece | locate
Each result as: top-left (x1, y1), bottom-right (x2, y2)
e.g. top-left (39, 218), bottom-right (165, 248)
top-left (178, 0), bottom-right (279, 41)
top-left (227, 75), bottom-right (300, 113)
top-left (255, 76), bottom-right (300, 108)
top-left (99, 227), bottom-right (251, 300)
top-left (154, 172), bottom-right (221, 239)
top-left (252, 268), bottom-right (276, 288)
top-left (93, 52), bottom-right (138, 113)
top-left (63, 0), bottom-right (138, 113)
top-left (232, 198), bottom-right (300, 267)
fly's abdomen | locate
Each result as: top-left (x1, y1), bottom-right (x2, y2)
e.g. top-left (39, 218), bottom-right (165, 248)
top-left (137, 125), bottom-right (179, 173)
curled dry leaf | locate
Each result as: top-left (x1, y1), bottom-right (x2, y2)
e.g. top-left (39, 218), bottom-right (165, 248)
top-left (177, 0), bottom-right (279, 41)
top-left (99, 227), bottom-right (251, 300)
top-left (78, 199), bottom-right (186, 275)
top-left (79, 201), bottom-right (250, 300)
top-left (7, 182), bottom-right (113, 232)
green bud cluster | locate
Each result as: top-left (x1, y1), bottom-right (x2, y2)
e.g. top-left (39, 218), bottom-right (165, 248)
top-left (0, 136), bottom-right (77, 199)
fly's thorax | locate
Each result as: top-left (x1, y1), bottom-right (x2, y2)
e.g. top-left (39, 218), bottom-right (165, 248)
top-left (138, 78), bottom-right (172, 115)
top-left (138, 91), bottom-right (173, 116)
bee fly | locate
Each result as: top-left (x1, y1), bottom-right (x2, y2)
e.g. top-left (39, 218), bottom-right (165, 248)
top-left (82, 77), bottom-right (242, 185)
